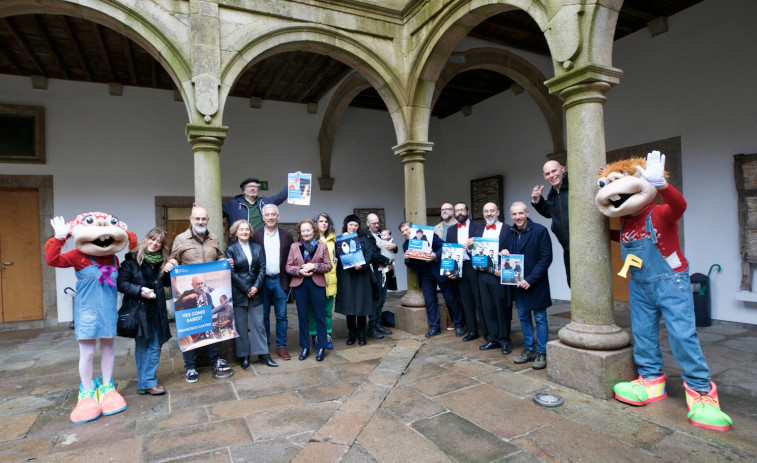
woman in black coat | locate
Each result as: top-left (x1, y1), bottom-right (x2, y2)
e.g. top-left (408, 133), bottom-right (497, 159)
top-left (225, 219), bottom-right (277, 369)
top-left (334, 215), bottom-right (377, 346)
top-left (116, 228), bottom-right (173, 395)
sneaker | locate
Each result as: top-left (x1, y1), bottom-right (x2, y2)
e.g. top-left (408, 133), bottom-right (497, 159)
top-left (94, 376), bottom-right (127, 416)
top-left (214, 358), bottom-right (230, 372)
top-left (683, 381), bottom-right (732, 431)
top-left (513, 349), bottom-right (537, 364)
top-left (70, 383), bottom-right (102, 424)
top-left (614, 374), bottom-right (667, 406)
top-left (185, 369), bottom-right (199, 383)
top-left (532, 353), bottom-right (547, 370)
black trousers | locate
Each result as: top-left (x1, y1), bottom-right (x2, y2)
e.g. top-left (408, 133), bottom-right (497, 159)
top-left (457, 260), bottom-right (485, 336)
top-left (477, 272), bottom-right (511, 344)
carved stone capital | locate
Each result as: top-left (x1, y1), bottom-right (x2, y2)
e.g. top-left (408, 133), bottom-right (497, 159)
top-left (392, 141), bottom-right (433, 164)
top-left (186, 124), bottom-right (228, 152)
top-left (545, 63), bottom-right (623, 109)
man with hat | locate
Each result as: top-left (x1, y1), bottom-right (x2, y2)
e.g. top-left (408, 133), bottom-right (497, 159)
top-left (223, 173), bottom-right (300, 238)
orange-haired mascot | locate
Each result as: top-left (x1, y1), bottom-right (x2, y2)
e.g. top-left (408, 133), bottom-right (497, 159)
top-left (45, 212), bottom-right (137, 424)
top-left (596, 151), bottom-right (731, 431)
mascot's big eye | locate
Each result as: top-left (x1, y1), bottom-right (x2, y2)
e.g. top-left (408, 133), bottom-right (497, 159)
top-left (83, 215), bottom-right (95, 225)
top-left (108, 216), bottom-right (119, 226)
top-left (598, 179), bottom-right (606, 188)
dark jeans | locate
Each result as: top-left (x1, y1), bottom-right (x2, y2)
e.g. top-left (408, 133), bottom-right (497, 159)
top-left (262, 276), bottom-right (288, 348)
top-left (182, 343), bottom-right (220, 370)
top-left (292, 278), bottom-right (327, 349)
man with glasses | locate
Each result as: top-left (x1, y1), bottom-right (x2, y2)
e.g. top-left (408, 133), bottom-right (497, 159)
top-left (223, 174), bottom-right (299, 238)
top-left (434, 203), bottom-right (457, 239)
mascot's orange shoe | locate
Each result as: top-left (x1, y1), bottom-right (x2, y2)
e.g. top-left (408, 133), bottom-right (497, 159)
top-left (70, 383), bottom-right (102, 424)
top-left (613, 374), bottom-right (667, 406)
top-left (95, 376), bottom-right (127, 416)
top-left (683, 381), bottom-right (732, 431)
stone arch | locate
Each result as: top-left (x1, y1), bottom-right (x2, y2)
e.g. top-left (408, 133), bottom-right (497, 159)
top-left (433, 47), bottom-right (564, 154)
top-left (220, 24), bottom-right (408, 144)
top-left (0, 0), bottom-right (194, 121)
top-left (316, 72), bottom-right (372, 190)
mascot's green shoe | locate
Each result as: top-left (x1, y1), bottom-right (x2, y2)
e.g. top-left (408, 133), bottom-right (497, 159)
top-left (684, 381), bottom-right (732, 431)
top-left (613, 374), bottom-right (667, 406)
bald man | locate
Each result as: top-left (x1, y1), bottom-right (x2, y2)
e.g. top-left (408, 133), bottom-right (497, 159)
top-left (531, 160), bottom-right (570, 286)
top-left (169, 205), bottom-right (234, 383)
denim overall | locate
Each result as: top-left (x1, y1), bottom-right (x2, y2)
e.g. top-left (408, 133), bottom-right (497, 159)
top-left (73, 256), bottom-right (118, 340)
top-left (621, 208), bottom-right (710, 390)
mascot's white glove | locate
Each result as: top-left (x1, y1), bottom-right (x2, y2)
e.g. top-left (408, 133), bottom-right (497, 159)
top-left (50, 216), bottom-right (69, 240)
top-left (636, 150), bottom-right (667, 188)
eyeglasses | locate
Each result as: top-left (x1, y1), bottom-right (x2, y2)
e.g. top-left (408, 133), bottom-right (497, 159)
top-left (245, 184), bottom-right (260, 190)
top-left (441, 207), bottom-right (453, 211)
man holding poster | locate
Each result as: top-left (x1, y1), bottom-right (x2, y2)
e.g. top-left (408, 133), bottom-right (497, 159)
top-left (168, 205), bottom-right (235, 383)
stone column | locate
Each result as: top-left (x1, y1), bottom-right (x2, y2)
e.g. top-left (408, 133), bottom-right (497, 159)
top-left (392, 141), bottom-right (435, 334)
top-left (186, 124), bottom-right (228, 247)
top-left (544, 65), bottom-right (634, 398)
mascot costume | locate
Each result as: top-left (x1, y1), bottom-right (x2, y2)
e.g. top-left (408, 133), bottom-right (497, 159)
top-left (45, 212), bottom-right (136, 424)
top-left (595, 151), bottom-right (731, 431)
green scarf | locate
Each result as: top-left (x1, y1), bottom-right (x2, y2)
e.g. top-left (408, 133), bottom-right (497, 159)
top-left (143, 250), bottom-right (163, 265)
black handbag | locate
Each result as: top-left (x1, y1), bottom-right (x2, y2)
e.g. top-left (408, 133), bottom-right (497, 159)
top-left (117, 300), bottom-right (143, 338)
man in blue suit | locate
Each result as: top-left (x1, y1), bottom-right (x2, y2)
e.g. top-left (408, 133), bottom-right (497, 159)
top-left (400, 221), bottom-right (455, 338)
top-left (499, 202), bottom-right (552, 370)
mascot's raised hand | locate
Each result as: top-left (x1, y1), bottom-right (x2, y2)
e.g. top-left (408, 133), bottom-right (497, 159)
top-left (635, 150), bottom-right (667, 188)
top-left (51, 216), bottom-right (70, 240)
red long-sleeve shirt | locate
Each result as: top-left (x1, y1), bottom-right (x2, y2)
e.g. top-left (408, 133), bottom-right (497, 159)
top-left (44, 237), bottom-right (120, 271)
top-left (620, 184), bottom-right (687, 272)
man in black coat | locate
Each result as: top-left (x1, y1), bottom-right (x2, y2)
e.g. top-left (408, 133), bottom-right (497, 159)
top-left (531, 160), bottom-right (569, 286)
top-left (445, 202), bottom-right (486, 342)
top-left (364, 213), bottom-right (394, 338)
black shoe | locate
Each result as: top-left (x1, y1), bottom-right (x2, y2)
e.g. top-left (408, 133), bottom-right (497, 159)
top-left (501, 343), bottom-right (512, 355)
top-left (316, 348), bottom-right (325, 361)
top-left (377, 326), bottom-right (393, 335)
top-left (479, 341), bottom-right (501, 350)
top-left (455, 328), bottom-right (465, 337)
top-left (259, 354), bottom-right (278, 367)
top-left (462, 331), bottom-right (479, 342)
top-left (346, 330), bottom-right (356, 345)
top-left (425, 328), bottom-right (441, 338)
top-left (357, 329), bottom-right (367, 346)
top-left (240, 356), bottom-right (250, 369)
top-left (299, 348), bottom-right (309, 361)
top-left (366, 329), bottom-right (384, 339)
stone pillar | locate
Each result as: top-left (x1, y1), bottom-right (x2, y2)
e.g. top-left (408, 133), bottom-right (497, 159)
top-left (186, 124), bottom-right (228, 246)
top-left (392, 141), bottom-right (433, 334)
top-left (544, 65), bottom-right (634, 398)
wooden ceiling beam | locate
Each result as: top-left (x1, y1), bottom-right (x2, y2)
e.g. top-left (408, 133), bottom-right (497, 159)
top-left (244, 59), bottom-right (272, 97)
top-left (121, 36), bottom-right (136, 85)
top-left (283, 52), bottom-right (320, 100)
top-left (0, 17), bottom-right (44, 75)
top-left (30, 15), bottom-right (68, 79)
top-left (92, 23), bottom-right (114, 81)
top-left (312, 65), bottom-right (352, 102)
top-left (263, 52), bottom-right (295, 100)
top-left (61, 16), bottom-right (91, 81)
top-left (296, 58), bottom-right (338, 103)
top-left (0, 36), bottom-right (25, 72)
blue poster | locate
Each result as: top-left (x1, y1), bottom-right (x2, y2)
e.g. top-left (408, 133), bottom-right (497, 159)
top-left (287, 172), bottom-right (312, 205)
top-left (336, 232), bottom-right (366, 269)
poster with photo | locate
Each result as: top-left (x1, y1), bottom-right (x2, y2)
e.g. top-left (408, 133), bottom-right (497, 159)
top-left (441, 243), bottom-right (464, 278)
top-left (500, 254), bottom-right (524, 285)
top-left (406, 224), bottom-right (434, 259)
top-left (471, 237), bottom-right (500, 273)
top-left (287, 172), bottom-right (312, 205)
top-left (170, 260), bottom-right (238, 352)
top-left (336, 232), bottom-right (366, 269)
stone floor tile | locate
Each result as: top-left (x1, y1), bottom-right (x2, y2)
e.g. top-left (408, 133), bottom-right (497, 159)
top-left (136, 407), bottom-right (209, 436)
top-left (51, 416), bottom-right (136, 452)
top-left (509, 418), bottom-right (662, 463)
top-left (246, 401), bottom-right (340, 440)
top-left (340, 441), bottom-right (378, 463)
top-left (313, 409), bottom-right (371, 445)
top-left (478, 370), bottom-right (546, 398)
top-left (37, 436), bottom-right (144, 463)
top-left (208, 391), bottom-right (302, 420)
top-left (330, 358), bottom-right (381, 381)
top-left (0, 392), bottom-right (65, 418)
top-left (412, 412), bottom-right (520, 463)
top-left (142, 418), bottom-right (251, 462)
top-left (169, 381), bottom-right (238, 411)
top-left (445, 358), bottom-right (501, 377)
top-left (164, 448), bottom-right (231, 462)
top-left (647, 431), bottom-right (757, 462)
top-left (228, 438), bottom-right (300, 463)
top-left (339, 384), bottom-right (391, 414)
top-left (357, 410), bottom-right (453, 463)
top-left (380, 385), bottom-right (446, 424)
top-left (337, 344), bottom-right (394, 363)
top-left (410, 372), bottom-right (480, 397)
top-left (0, 411), bottom-right (39, 441)
top-left (291, 441), bottom-right (349, 462)
top-left (396, 358), bottom-right (446, 386)
top-left (297, 381), bottom-right (358, 403)
top-left (0, 436), bottom-right (55, 463)
top-left (501, 451), bottom-right (550, 463)
top-left (435, 384), bottom-right (558, 439)
top-left (233, 366), bottom-right (338, 399)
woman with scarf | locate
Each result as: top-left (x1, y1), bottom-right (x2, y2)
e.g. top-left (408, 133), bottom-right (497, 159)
top-left (308, 212), bottom-right (337, 349)
top-left (286, 219), bottom-right (333, 361)
top-left (117, 228), bottom-right (173, 395)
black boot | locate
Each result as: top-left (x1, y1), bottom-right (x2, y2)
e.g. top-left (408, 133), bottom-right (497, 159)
top-left (366, 322), bottom-right (384, 339)
top-left (259, 354), bottom-right (278, 367)
top-left (357, 327), bottom-right (367, 346)
top-left (346, 330), bottom-right (356, 345)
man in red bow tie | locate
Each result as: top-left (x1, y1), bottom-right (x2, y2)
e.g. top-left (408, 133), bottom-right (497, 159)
top-left (477, 202), bottom-right (512, 355)
top-left (444, 202), bottom-right (486, 343)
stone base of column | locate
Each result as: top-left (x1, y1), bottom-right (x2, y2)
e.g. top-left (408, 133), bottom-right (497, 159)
top-left (394, 304), bottom-right (429, 335)
top-left (546, 340), bottom-right (636, 399)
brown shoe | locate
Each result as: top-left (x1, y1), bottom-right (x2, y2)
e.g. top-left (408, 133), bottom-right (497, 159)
top-left (137, 384), bottom-right (166, 395)
top-left (277, 347), bottom-right (291, 360)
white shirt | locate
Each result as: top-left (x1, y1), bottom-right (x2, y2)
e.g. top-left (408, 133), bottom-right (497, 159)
top-left (263, 227), bottom-right (280, 275)
top-left (482, 221), bottom-right (503, 239)
top-left (456, 219), bottom-right (471, 261)
top-left (240, 241), bottom-right (252, 265)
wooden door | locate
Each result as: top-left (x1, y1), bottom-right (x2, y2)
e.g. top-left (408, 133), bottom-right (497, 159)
top-left (0, 190), bottom-right (43, 322)
top-left (165, 206), bottom-right (193, 251)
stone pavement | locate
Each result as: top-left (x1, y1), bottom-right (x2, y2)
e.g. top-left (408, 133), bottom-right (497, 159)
top-left (1, 293), bottom-right (756, 462)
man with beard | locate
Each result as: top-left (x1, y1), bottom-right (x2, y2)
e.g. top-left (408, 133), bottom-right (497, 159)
top-left (434, 203), bottom-right (457, 239)
top-left (478, 202), bottom-right (512, 355)
top-left (445, 202), bottom-right (485, 342)
top-left (169, 206), bottom-right (234, 383)
top-left (531, 160), bottom-right (570, 286)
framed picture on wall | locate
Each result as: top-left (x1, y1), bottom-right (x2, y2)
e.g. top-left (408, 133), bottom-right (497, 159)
top-left (0, 105), bottom-right (45, 164)
top-left (470, 175), bottom-right (503, 221)
top-left (354, 208), bottom-right (385, 229)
